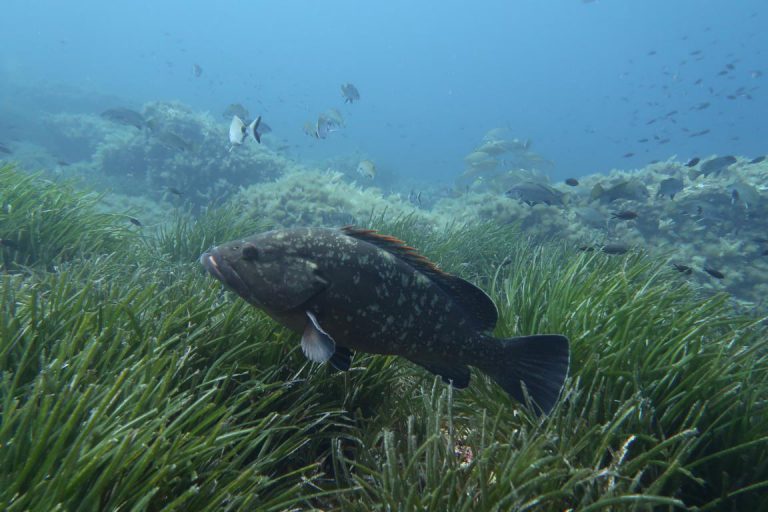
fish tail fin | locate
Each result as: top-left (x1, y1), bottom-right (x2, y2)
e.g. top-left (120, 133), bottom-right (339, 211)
top-left (478, 334), bottom-right (569, 415)
top-left (250, 116), bottom-right (262, 143)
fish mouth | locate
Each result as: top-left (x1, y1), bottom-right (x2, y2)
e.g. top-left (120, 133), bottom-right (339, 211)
top-left (201, 250), bottom-right (251, 299)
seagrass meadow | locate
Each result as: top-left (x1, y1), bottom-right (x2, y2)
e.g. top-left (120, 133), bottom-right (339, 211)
top-left (1, 163), bottom-right (767, 511)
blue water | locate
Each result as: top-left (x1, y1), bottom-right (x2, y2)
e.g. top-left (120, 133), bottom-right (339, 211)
top-left (1, 0), bottom-right (765, 184)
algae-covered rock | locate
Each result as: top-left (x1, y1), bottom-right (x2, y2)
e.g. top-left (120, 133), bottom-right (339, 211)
top-left (236, 168), bottom-right (439, 228)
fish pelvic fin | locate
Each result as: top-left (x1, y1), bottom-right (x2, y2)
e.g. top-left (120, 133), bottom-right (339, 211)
top-left (477, 334), bottom-right (569, 415)
top-left (301, 311), bottom-right (335, 363)
top-left (329, 346), bottom-right (353, 371)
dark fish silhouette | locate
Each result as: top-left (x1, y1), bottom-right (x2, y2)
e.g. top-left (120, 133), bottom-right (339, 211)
top-left (340, 83), bottom-right (360, 103)
top-left (657, 178), bottom-right (684, 200)
top-left (611, 210), bottom-right (639, 220)
top-left (591, 180), bottom-right (649, 203)
top-left (222, 103), bottom-right (250, 120)
top-left (699, 155), bottom-right (737, 176)
top-left (685, 157), bottom-right (700, 167)
top-left (201, 227), bottom-right (570, 414)
top-left (601, 243), bottom-right (629, 255)
top-left (100, 108), bottom-right (146, 129)
top-left (507, 182), bottom-right (565, 206)
top-left (565, 178), bottom-right (580, 186)
top-left (703, 266), bottom-right (725, 279)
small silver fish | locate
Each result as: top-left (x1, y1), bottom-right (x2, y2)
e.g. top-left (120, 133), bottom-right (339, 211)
top-left (228, 115), bottom-right (263, 147)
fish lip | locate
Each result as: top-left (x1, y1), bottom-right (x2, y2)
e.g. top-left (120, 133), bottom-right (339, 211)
top-left (201, 251), bottom-right (251, 299)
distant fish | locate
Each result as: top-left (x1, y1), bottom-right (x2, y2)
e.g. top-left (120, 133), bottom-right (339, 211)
top-left (730, 181), bottom-right (762, 209)
top-left (685, 157), bottom-right (700, 167)
top-left (671, 263), bottom-right (692, 275)
top-left (155, 131), bottom-right (193, 152)
top-left (703, 266), bottom-right (725, 279)
top-left (689, 129), bottom-right (710, 137)
top-left (258, 120), bottom-right (272, 135)
top-left (623, 152), bottom-right (635, 158)
top-left (0, 143), bottom-right (11, 155)
top-left (229, 115), bottom-right (263, 146)
top-left (611, 210), bottom-right (639, 220)
top-left (100, 108), bottom-right (146, 129)
top-left (591, 180), bottom-right (649, 203)
top-left (356, 159), bottom-right (376, 180)
top-left (166, 187), bottom-right (183, 196)
top-left (314, 114), bottom-right (340, 139)
top-left (192, 63), bottom-right (203, 77)
top-left (340, 83), bottom-right (360, 103)
top-left (749, 155), bottom-right (766, 164)
top-left (657, 178), bottom-right (684, 200)
top-left (128, 217), bottom-right (143, 227)
top-left (699, 155), bottom-right (737, 176)
top-left (565, 178), bottom-right (579, 186)
top-left (692, 101), bottom-right (710, 110)
top-left (222, 103), bottom-right (250, 120)
top-left (506, 182), bottom-right (565, 206)
top-left (601, 243), bottom-right (629, 255)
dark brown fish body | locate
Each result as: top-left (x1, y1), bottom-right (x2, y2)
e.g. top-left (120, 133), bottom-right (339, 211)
top-left (601, 243), bottom-right (629, 255)
top-left (703, 266), bottom-right (725, 279)
top-left (699, 155), bottom-right (737, 176)
top-left (565, 178), bottom-right (579, 186)
top-left (201, 227), bottom-right (569, 413)
top-left (685, 157), bottom-right (700, 167)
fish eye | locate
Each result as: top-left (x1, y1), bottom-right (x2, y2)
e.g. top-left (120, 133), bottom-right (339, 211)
top-left (241, 243), bottom-right (259, 261)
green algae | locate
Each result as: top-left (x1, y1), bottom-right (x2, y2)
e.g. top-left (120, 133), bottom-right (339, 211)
top-left (0, 170), bottom-right (766, 510)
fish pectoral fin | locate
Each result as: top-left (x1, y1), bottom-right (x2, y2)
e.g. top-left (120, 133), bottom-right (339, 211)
top-left (301, 311), bottom-right (336, 363)
top-left (407, 358), bottom-right (471, 388)
top-left (329, 346), bottom-right (353, 372)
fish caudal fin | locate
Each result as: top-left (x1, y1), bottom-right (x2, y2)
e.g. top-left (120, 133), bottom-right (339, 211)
top-left (479, 334), bottom-right (569, 415)
top-left (249, 116), bottom-right (262, 144)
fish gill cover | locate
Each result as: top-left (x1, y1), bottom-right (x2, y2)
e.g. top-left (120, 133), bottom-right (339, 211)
top-left (0, 0), bottom-right (767, 509)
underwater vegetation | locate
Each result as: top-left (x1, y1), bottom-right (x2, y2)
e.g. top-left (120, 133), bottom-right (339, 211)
top-left (46, 101), bottom-right (286, 210)
top-left (1, 164), bottom-right (767, 510)
top-left (29, 98), bottom-right (767, 310)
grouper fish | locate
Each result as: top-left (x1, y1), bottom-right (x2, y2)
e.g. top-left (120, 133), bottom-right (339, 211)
top-left (201, 227), bottom-right (570, 414)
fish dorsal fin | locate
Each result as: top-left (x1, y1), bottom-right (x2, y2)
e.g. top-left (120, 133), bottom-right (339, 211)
top-left (342, 226), bottom-right (444, 276)
top-left (341, 226), bottom-right (498, 332)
